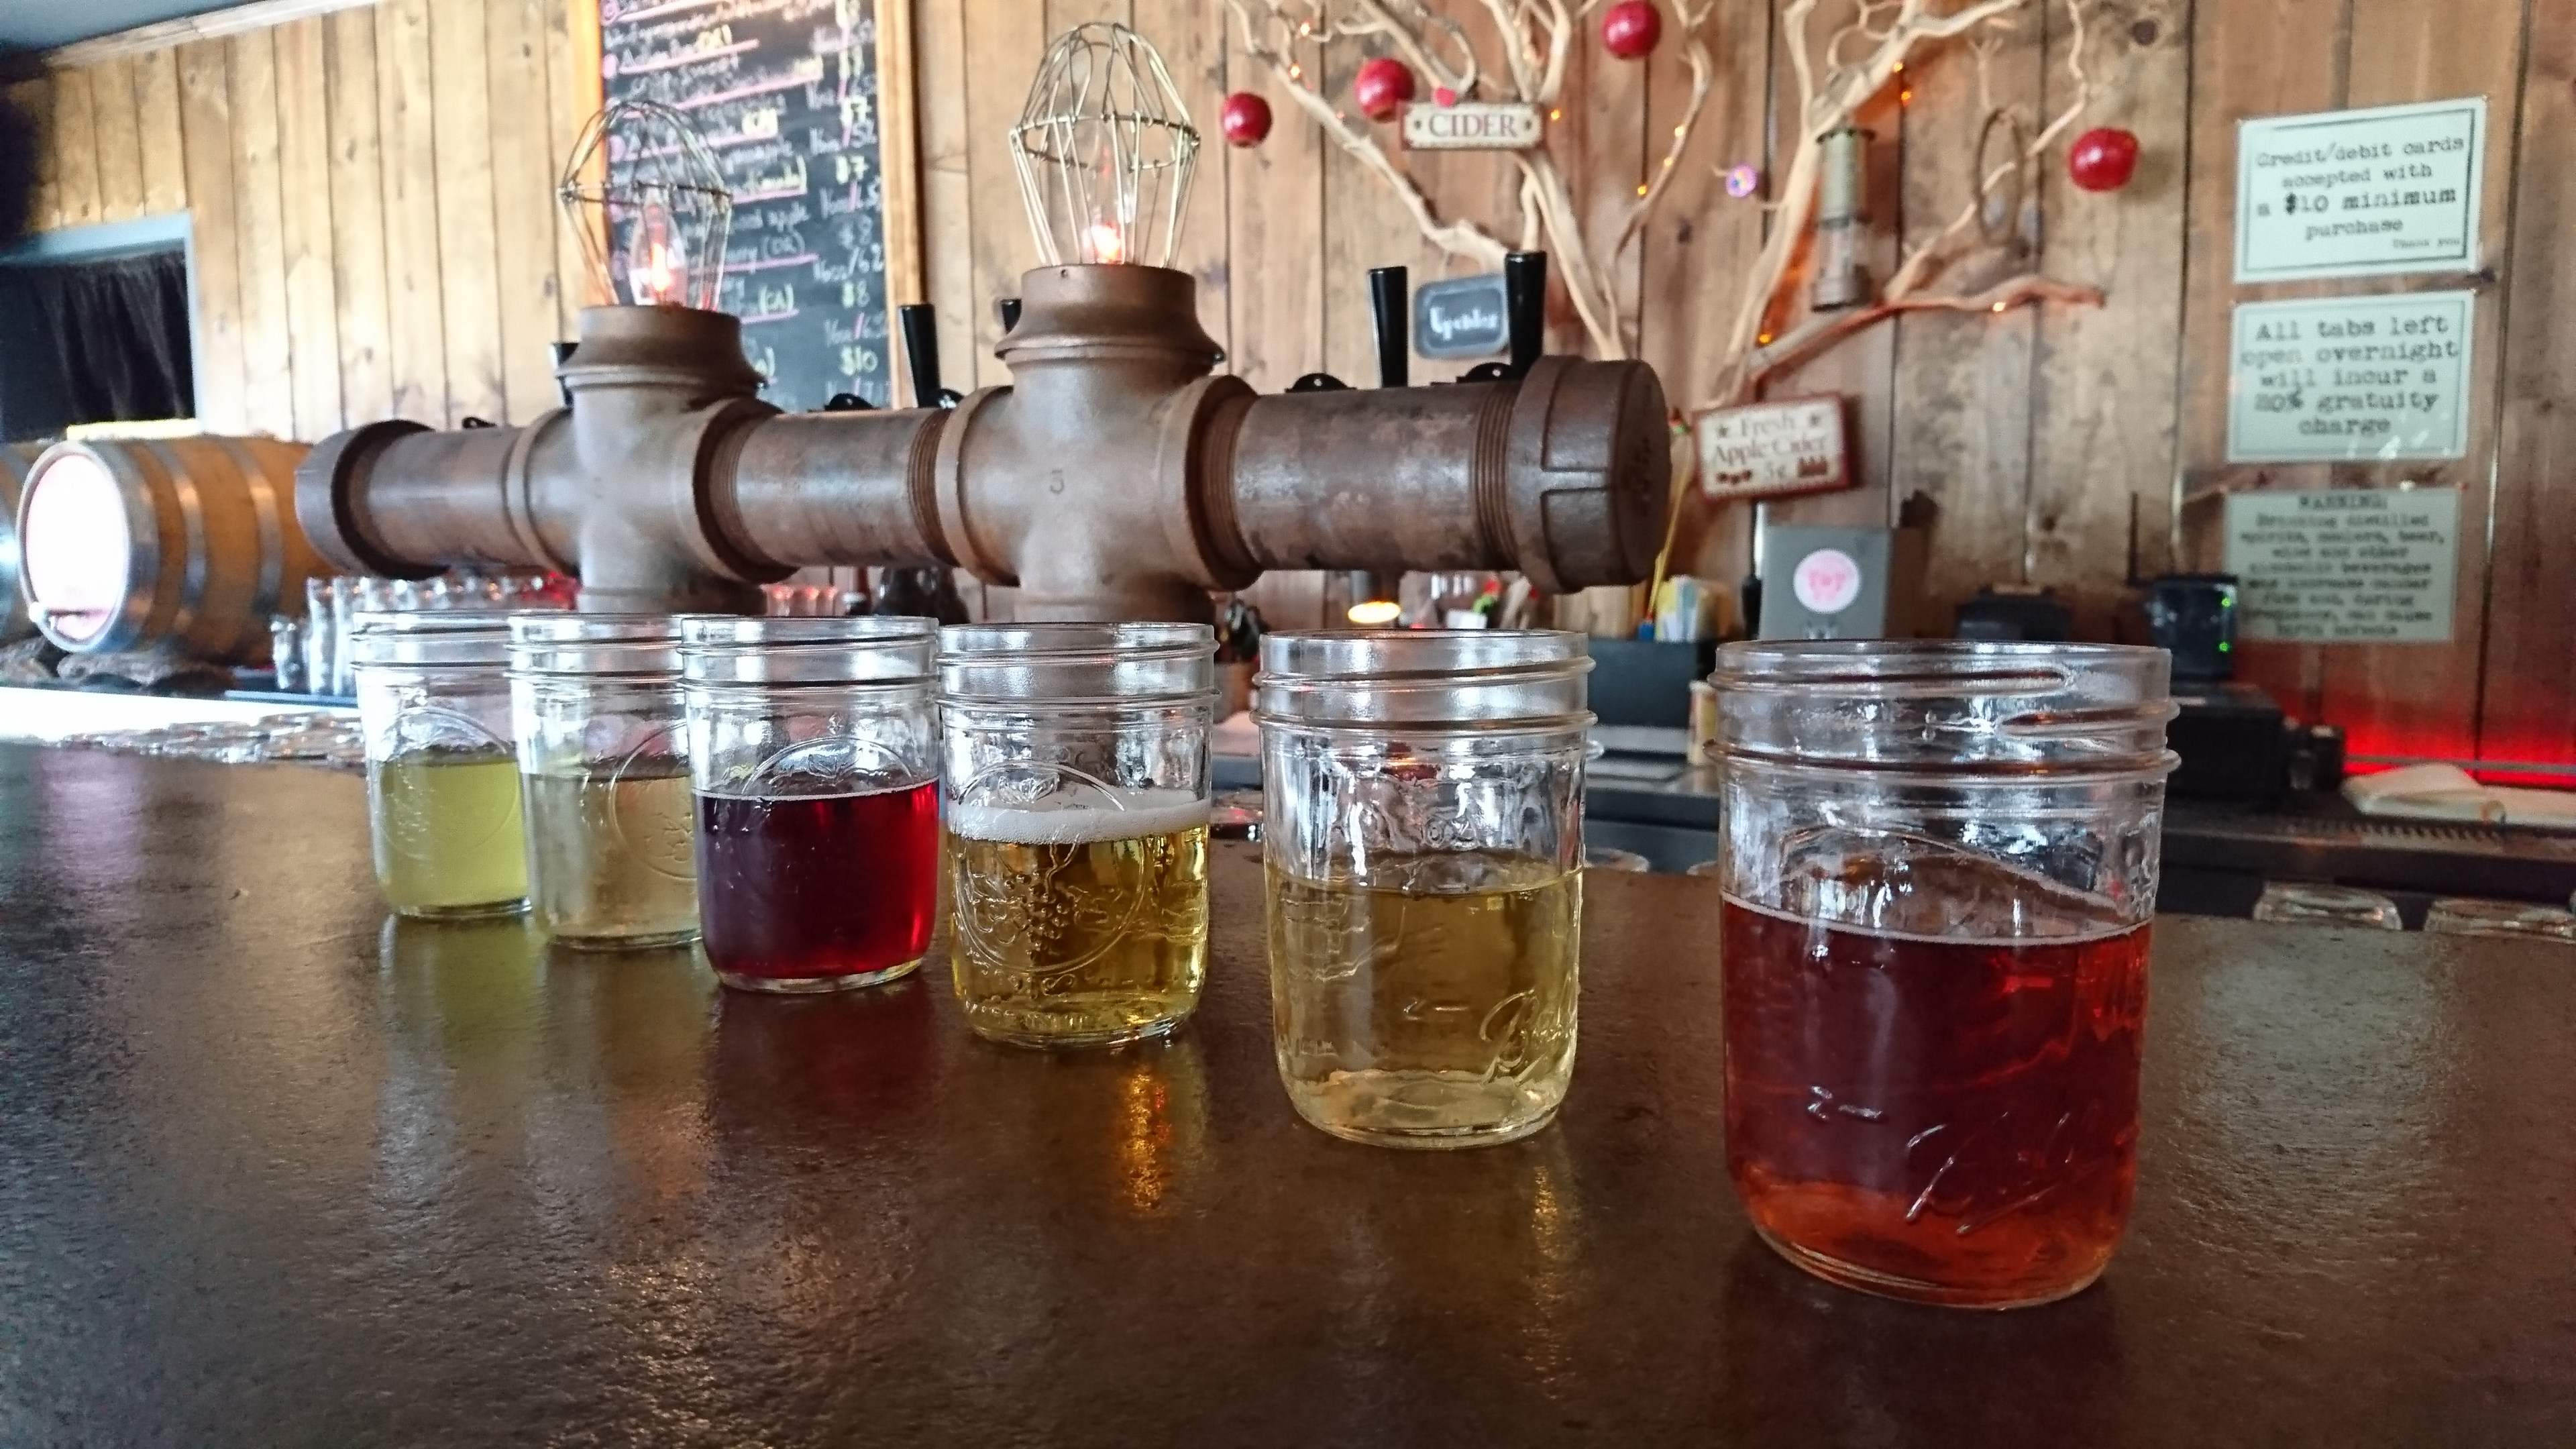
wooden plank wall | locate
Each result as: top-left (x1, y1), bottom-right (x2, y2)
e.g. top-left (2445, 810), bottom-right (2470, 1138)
top-left (7, 0), bottom-right (591, 435)
top-left (9, 0), bottom-right (2574, 771)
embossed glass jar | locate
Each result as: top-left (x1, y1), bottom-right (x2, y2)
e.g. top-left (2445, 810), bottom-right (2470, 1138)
top-left (508, 614), bottom-right (699, 949)
top-left (1711, 640), bottom-right (2176, 1309)
top-left (1255, 630), bottom-right (1593, 1149)
top-left (938, 623), bottom-right (1216, 1049)
top-left (351, 611), bottom-right (527, 918)
top-left (682, 615), bottom-right (942, 994)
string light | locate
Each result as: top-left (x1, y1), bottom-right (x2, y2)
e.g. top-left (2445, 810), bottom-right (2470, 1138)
top-left (1636, 183), bottom-right (1649, 195)
top-left (1550, 109), bottom-right (1562, 121)
top-left (1288, 63), bottom-right (1303, 78)
top-left (1757, 331), bottom-right (1773, 345)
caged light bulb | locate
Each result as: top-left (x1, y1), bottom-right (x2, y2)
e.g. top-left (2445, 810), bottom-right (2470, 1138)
top-left (1009, 23), bottom-right (1200, 270)
top-left (558, 100), bottom-right (735, 311)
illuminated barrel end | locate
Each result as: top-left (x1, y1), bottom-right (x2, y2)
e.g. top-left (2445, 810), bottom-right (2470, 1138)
top-left (20, 436), bottom-right (317, 661)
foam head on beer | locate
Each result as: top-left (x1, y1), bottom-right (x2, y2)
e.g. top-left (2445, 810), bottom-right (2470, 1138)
top-left (946, 786), bottom-right (1210, 845)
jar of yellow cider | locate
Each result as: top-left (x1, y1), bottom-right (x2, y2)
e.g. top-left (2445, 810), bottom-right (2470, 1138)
top-left (938, 623), bottom-right (1216, 1049)
top-left (1255, 631), bottom-right (1593, 1149)
top-left (350, 611), bottom-right (529, 918)
top-left (507, 614), bottom-right (700, 949)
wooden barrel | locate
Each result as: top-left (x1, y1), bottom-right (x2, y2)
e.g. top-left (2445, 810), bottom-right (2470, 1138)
top-left (1, 443), bottom-right (38, 642)
top-left (15, 436), bottom-right (319, 663)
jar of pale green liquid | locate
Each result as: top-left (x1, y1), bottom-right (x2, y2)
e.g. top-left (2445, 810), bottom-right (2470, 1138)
top-left (507, 615), bottom-right (699, 949)
top-left (351, 611), bottom-right (529, 917)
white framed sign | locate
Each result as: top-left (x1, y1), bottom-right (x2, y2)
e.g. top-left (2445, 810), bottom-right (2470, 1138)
top-left (1400, 101), bottom-right (1544, 151)
top-left (2223, 488), bottom-right (2458, 643)
top-left (2235, 97), bottom-right (2485, 282)
top-left (2226, 291), bottom-right (2473, 462)
top-left (1693, 396), bottom-right (1849, 502)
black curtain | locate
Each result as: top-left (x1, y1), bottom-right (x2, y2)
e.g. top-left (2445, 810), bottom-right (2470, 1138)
top-left (0, 248), bottom-right (194, 441)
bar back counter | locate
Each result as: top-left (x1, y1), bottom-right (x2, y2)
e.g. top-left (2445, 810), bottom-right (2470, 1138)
top-left (3, 743), bottom-right (2571, 1444)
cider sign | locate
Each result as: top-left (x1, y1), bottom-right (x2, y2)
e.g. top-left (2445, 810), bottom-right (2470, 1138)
top-left (1401, 101), bottom-right (1544, 150)
top-left (1693, 395), bottom-right (1851, 501)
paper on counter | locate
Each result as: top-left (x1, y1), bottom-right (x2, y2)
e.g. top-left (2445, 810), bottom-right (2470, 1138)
top-left (2343, 762), bottom-right (2576, 831)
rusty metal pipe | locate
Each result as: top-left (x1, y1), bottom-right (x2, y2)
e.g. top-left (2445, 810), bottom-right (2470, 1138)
top-left (1211, 354), bottom-right (1668, 595)
top-left (297, 262), bottom-right (1672, 623)
top-left (712, 409), bottom-right (951, 571)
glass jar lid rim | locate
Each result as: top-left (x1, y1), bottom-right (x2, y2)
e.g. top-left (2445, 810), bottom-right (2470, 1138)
top-left (1258, 627), bottom-right (1592, 678)
top-left (678, 613), bottom-right (941, 644)
top-left (939, 621), bottom-right (1212, 657)
top-left (507, 612), bottom-right (683, 643)
top-left (350, 608), bottom-right (518, 635)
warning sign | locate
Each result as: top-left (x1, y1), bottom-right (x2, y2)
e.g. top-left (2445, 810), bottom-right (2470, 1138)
top-left (2222, 488), bottom-right (2458, 643)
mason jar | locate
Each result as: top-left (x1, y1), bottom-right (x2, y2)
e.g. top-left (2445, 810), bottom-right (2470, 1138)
top-left (1255, 630), bottom-right (1591, 1150)
top-left (1711, 640), bottom-right (2176, 1309)
top-left (350, 611), bottom-right (527, 918)
top-left (508, 614), bottom-right (698, 949)
top-left (681, 615), bottom-right (941, 994)
top-left (938, 623), bottom-right (1215, 1049)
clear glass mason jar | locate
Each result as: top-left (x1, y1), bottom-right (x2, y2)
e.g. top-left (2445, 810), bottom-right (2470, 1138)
top-left (351, 611), bottom-right (529, 918)
top-left (938, 623), bottom-right (1216, 1049)
top-left (508, 614), bottom-right (700, 949)
top-left (681, 615), bottom-right (942, 994)
top-left (1255, 630), bottom-right (1592, 1150)
top-left (1710, 640), bottom-right (2177, 1309)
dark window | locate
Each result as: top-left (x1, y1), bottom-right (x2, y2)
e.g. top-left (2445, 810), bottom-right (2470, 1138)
top-left (0, 246), bottom-right (195, 443)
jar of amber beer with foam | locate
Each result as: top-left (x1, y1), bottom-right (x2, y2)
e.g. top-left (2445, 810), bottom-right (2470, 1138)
top-left (938, 623), bottom-right (1216, 1048)
top-left (1255, 631), bottom-right (1593, 1149)
top-left (682, 616), bottom-right (941, 994)
top-left (1710, 640), bottom-right (2177, 1308)
top-left (352, 611), bottom-right (527, 918)
top-left (508, 615), bottom-right (700, 949)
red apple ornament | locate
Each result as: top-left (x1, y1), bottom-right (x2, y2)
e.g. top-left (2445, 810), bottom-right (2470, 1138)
top-left (1220, 91), bottom-right (1273, 148)
top-left (2068, 127), bottom-right (2140, 192)
top-left (1601, 0), bottom-right (1662, 60)
top-left (1354, 56), bottom-right (1416, 123)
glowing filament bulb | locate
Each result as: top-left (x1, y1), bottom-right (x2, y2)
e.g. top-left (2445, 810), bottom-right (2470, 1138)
top-left (1086, 222), bottom-right (1126, 264)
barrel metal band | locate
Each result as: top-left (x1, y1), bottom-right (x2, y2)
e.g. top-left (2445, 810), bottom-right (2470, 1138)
top-left (221, 436), bottom-right (289, 649)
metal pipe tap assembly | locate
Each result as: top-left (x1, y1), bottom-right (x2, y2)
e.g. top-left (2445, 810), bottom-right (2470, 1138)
top-left (292, 253), bottom-right (1670, 623)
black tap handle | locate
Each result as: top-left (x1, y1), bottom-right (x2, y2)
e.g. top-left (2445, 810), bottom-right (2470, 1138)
top-left (1289, 372), bottom-right (1351, 392)
top-left (1505, 252), bottom-right (1546, 378)
top-left (898, 304), bottom-right (943, 408)
top-left (1368, 266), bottom-right (1409, 388)
top-left (823, 392), bottom-right (876, 412)
top-left (997, 297), bottom-right (1023, 334)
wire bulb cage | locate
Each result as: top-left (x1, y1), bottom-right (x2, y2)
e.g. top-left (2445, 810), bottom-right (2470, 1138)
top-left (1009, 23), bottom-right (1201, 268)
top-left (557, 99), bottom-right (735, 311)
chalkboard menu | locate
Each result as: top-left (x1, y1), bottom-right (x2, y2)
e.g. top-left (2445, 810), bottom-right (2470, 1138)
top-left (599, 0), bottom-right (895, 411)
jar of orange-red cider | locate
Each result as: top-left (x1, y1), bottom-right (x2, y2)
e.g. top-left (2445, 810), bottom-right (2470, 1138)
top-left (1709, 641), bottom-right (2176, 1309)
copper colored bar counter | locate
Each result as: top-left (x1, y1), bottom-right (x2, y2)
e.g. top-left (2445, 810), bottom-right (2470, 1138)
top-left (2, 743), bottom-right (2571, 1444)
